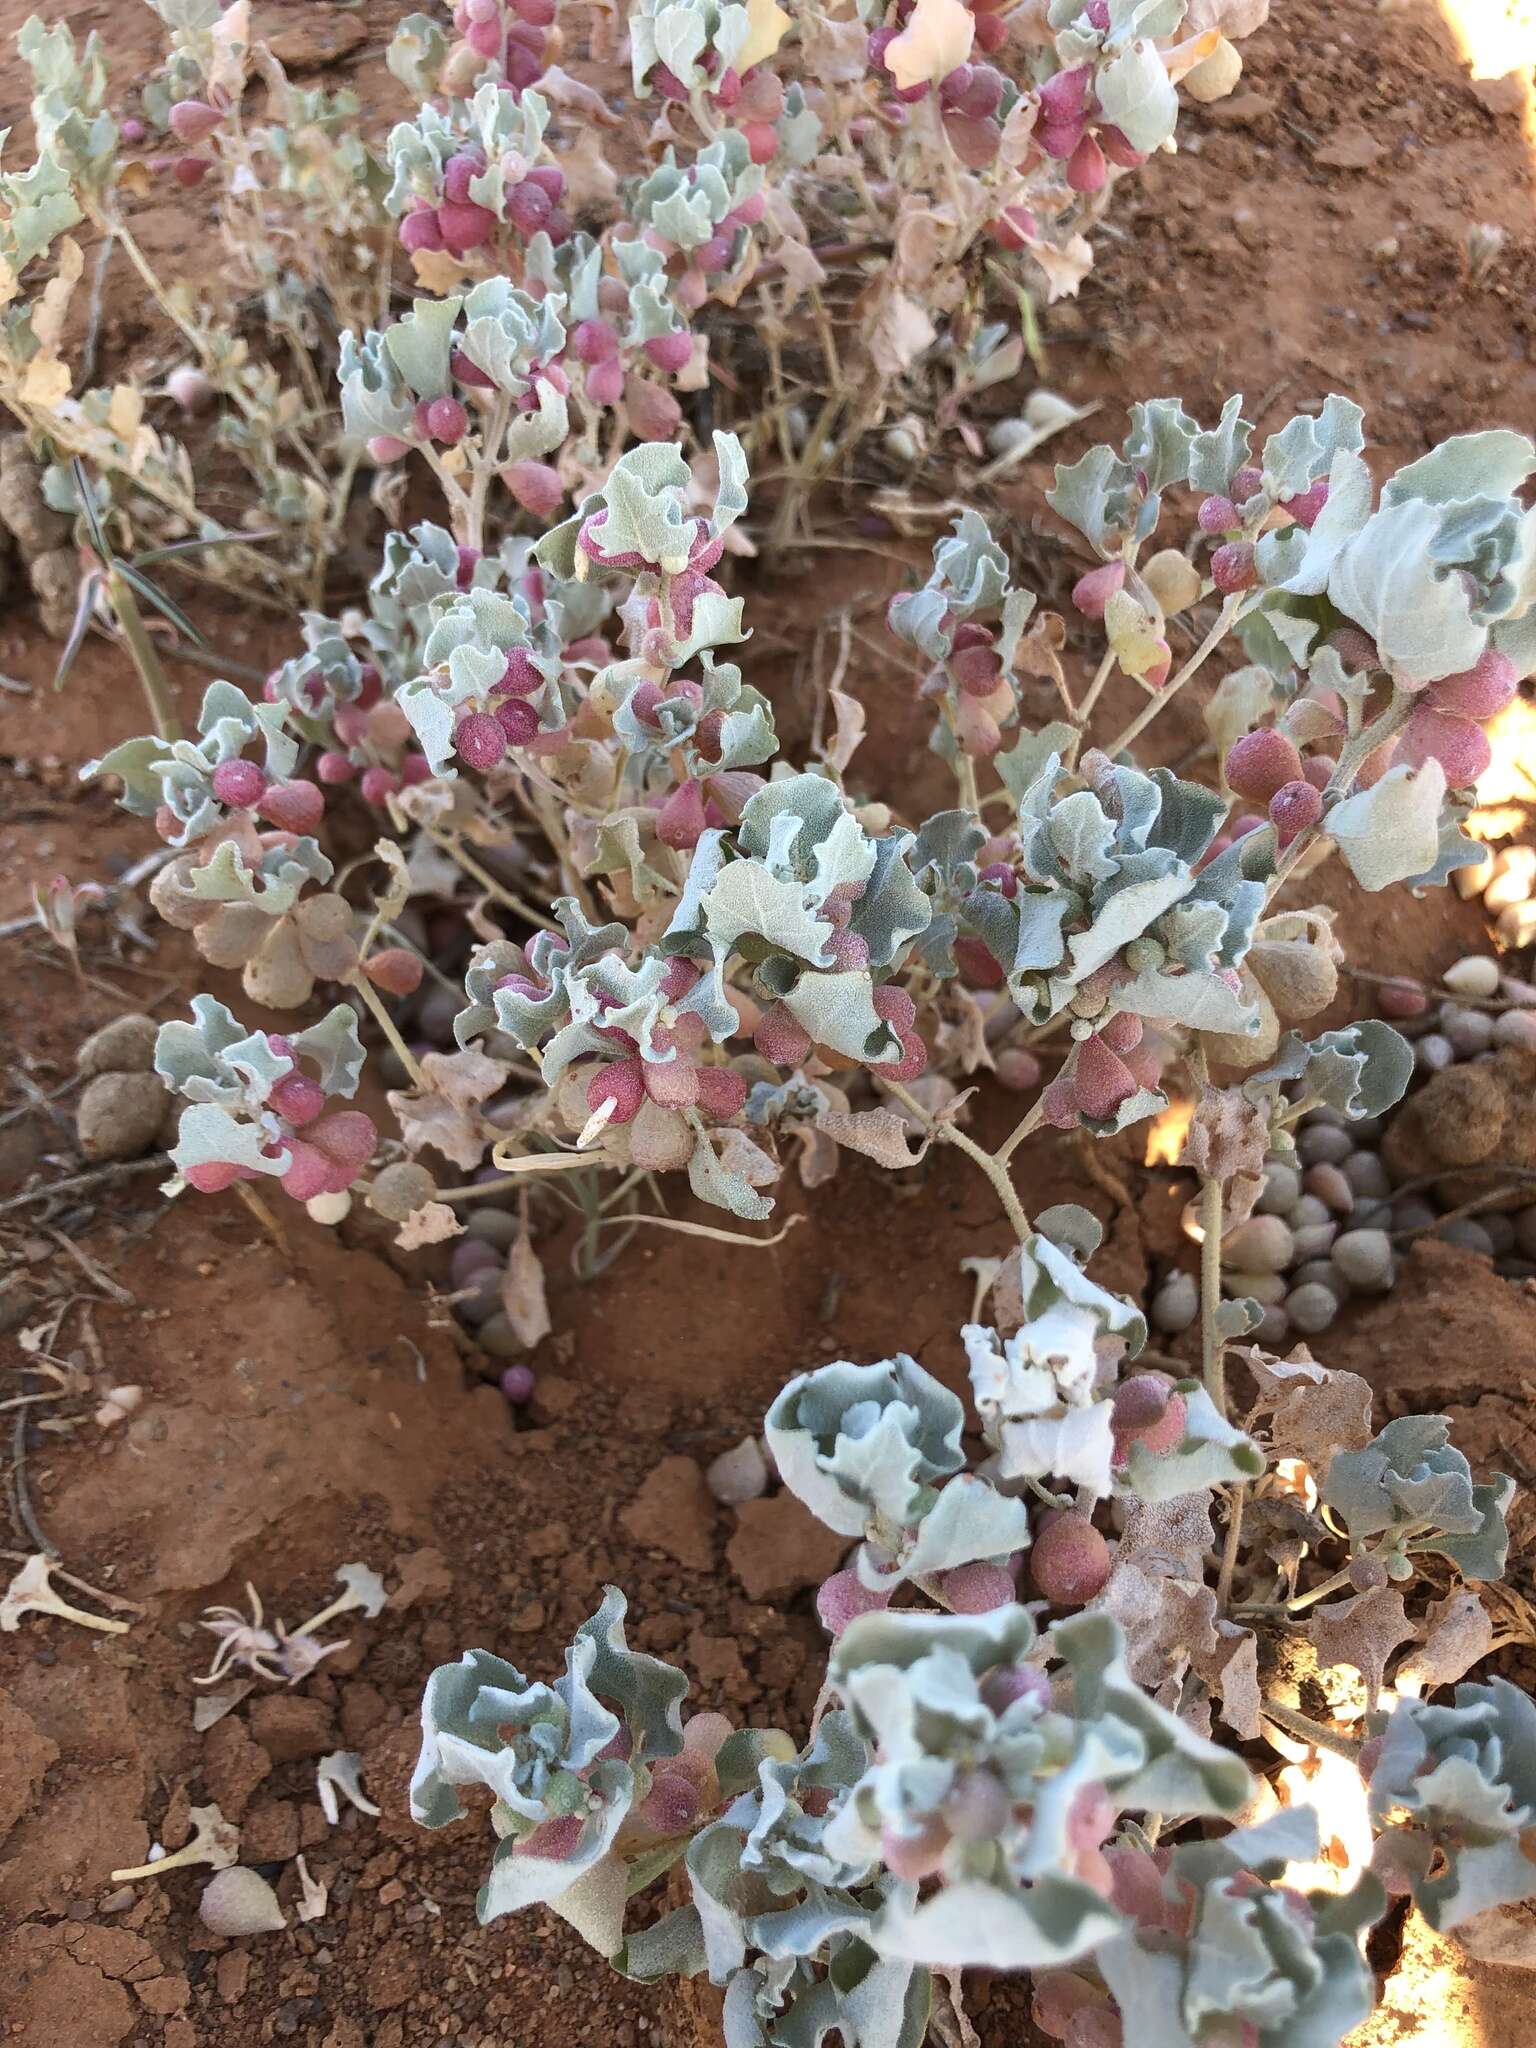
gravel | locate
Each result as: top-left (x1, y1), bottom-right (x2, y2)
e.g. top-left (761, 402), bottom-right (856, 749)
top-left (1331, 1228), bottom-right (1393, 1291)
top-left (1285, 1282), bottom-right (1339, 1335)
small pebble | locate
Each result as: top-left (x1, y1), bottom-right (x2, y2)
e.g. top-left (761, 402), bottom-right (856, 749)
top-left (500, 1364), bottom-right (535, 1404)
top-left (706, 1436), bottom-right (769, 1505)
top-left (1225, 1268), bottom-right (1288, 1306)
top-left (1414, 1033), bottom-right (1454, 1074)
top-left (1342, 1151), bottom-right (1390, 1201)
top-left (1493, 1008), bottom-right (1536, 1052)
top-left (1442, 955), bottom-right (1500, 998)
top-left (451, 1238), bottom-right (500, 1287)
top-left (1481, 1213), bottom-right (1515, 1257)
top-left (1331, 1228), bottom-right (1393, 1292)
top-left (1349, 1115), bottom-right (1383, 1146)
top-left (1297, 1123), bottom-right (1352, 1167)
top-left (1288, 1194), bottom-right (1332, 1231)
top-left (1150, 1270), bottom-right (1199, 1334)
top-left (1516, 1206), bottom-right (1536, 1259)
top-left (476, 1313), bottom-right (524, 1359)
top-left (1256, 1162), bottom-right (1302, 1215)
top-left (1439, 1004), bottom-right (1494, 1058)
top-left (1304, 1163), bottom-right (1354, 1214)
top-left (1496, 900), bottom-right (1536, 948)
top-left (1255, 1304), bottom-right (1290, 1347)
top-left (1292, 1220), bottom-right (1338, 1260)
top-left (1352, 1200), bottom-right (1392, 1233)
top-left (456, 1271), bottom-right (502, 1327)
top-left (1501, 974), bottom-right (1536, 1004)
top-left (1483, 845), bottom-right (1536, 911)
top-left (466, 1208), bottom-right (521, 1249)
top-left (1390, 1198), bottom-right (1437, 1234)
top-left (1293, 1258), bottom-right (1345, 1297)
top-left (1286, 1281), bottom-right (1339, 1335)
top-left (1221, 1214), bottom-right (1295, 1273)
top-left (1437, 1218), bottom-right (1494, 1258)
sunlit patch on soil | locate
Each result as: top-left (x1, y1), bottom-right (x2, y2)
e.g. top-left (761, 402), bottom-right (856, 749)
top-left (1435, 0), bottom-right (1536, 142)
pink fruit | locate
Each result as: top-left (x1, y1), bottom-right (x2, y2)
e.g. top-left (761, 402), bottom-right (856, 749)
top-left (1110, 1374), bottom-right (1186, 1458)
top-left (1072, 1033), bottom-right (1137, 1121)
top-left (657, 779), bottom-right (709, 849)
top-left (980, 1663), bottom-right (1051, 1714)
top-left (185, 1160), bottom-right (248, 1194)
top-left (501, 1363), bottom-right (535, 1403)
top-left (587, 1060), bottom-right (645, 1124)
top-left (1071, 560), bottom-right (1126, 618)
top-left (816, 1567), bottom-right (892, 1636)
top-left (364, 948), bottom-right (424, 997)
top-left (497, 648), bottom-right (544, 697)
top-left (437, 199), bottom-right (497, 254)
top-left (169, 98), bottom-right (223, 143)
top-left (694, 1066), bottom-right (748, 1119)
top-left (755, 1003), bottom-right (813, 1066)
top-left (1098, 1011), bottom-right (1142, 1056)
top-left (1030, 1515), bottom-right (1110, 1603)
top-left (954, 935), bottom-right (1006, 989)
top-left (954, 693), bottom-right (1002, 757)
top-left (211, 758), bottom-right (266, 808)
top-left (1421, 648), bottom-right (1517, 721)
top-left (455, 710), bottom-right (509, 769)
top-left (643, 1055), bottom-right (700, 1109)
top-left (973, 10), bottom-right (1007, 51)
top-left (259, 780), bottom-right (325, 834)
top-left (466, 15), bottom-right (505, 55)
top-left (628, 378), bottom-right (683, 442)
top-left (1034, 1972), bottom-right (1102, 2041)
top-left (742, 120), bottom-right (779, 163)
top-left (120, 116), bottom-right (147, 145)
top-left (360, 765), bottom-right (400, 805)
top-left (1302, 755), bottom-right (1334, 792)
top-left (1211, 539), bottom-right (1257, 593)
top-left (450, 346), bottom-right (496, 391)
top-left (1225, 728), bottom-right (1302, 803)
top-left (643, 330), bottom-right (693, 375)
top-left (399, 205), bottom-right (445, 254)
top-left (1379, 978), bottom-right (1427, 1019)
top-left (1039, 63), bottom-right (1089, 124)
top-left (881, 1817), bottom-right (950, 1881)
top-left (570, 317), bottom-right (619, 364)
top-left (586, 356), bottom-right (625, 408)
top-left (988, 204), bottom-right (1038, 249)
top-left (883, 1027), bottom-right (929, 1082)
top-left (270, 1071), bottom-right (328, 1128)
top-left (1036, 118), bottom-right (1084, 161)
top-left (942, 1768), bottom-right (1011, 1841)
top-left (425, 396), bottom-right (469, 445)
top-left (317, 751), bottom-right (356, 784)
top-left (997, 1047), bottom-right (1042, 1091)
top-left (1397, 709), bottom-right (1492, 784)
top-left (939, 1561), bottom-right (1015, 1612)
top-left (871, 983), bottom-right (916, 1032)
top-left (1066, 132), bottom-right (1107, 193)
top-left (1197, 494), bottom-right (1238, 534)
top-left (503, 458), bottom-right (564, 519)
top-left (1269, 777), bottom-right (1323, 850)
top-left (173, 156), bottom-right (211, 187)
top-left (951, 642), bottom-right (1003, 695)
top-left (442, 150), bottom-right (487, 205)
top-left (1098, 124), bottom-right (1145, 169)
top-left (367, 434), bottom-right (411, 462)
top-left (1231, 464), bottom-right (1262, 498)
top-left (1286, 477), bottom-right (1330, 529)
top-left (505, 179), bottom-right (552, 236)
top-left (827, 928), bottom-right (872, 972)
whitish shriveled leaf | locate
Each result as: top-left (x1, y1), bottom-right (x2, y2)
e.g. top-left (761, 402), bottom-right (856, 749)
top-left (883, 0), bottom-right (974, 89)
top-left (1328, 760), bottom-right (1449, 890)
top-left (1397, 1590), bottom-right (1494, 1696)
top-left (1240, 1346), bottom-right (1373, 1482)
top-left (501, 1223), bottom-right (552, 1347)
top-left (1309, 1582), bottom-right (1413, 1703)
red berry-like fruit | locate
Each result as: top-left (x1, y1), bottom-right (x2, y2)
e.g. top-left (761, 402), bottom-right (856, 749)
top-left (211, 758), bottom-right (266, 808)
top-left (1225, 728), bottom-right (1303, 803)
top-left (1269, 777), bottom-right (1323, 850)
top-left (1211, 539), bottom-right (1257, 593)
top-left (259, 780), bottom-right (325, 834)
top-left (425, 397), bottom-right (469, 445)
top-left (1072, 1033), bottom-right (1137, 1122)
top-left (1286, 477), bottom-right (1330, 529)
top-left (1197, 494), bottom-right (1238, 534)
top-left (455, 710), bottom-right (509, 770)
top-left (1421, 648), bottom-right (1517, 721)
top-left (1396, 709), bottom-right (1492, 784)
top-left (1066, 132), bottom-right (1106, 193)
top-left (1071, 559), bottom-right (1126, 618)
top-left (1030, 1515), bottom-right (1110, 1604)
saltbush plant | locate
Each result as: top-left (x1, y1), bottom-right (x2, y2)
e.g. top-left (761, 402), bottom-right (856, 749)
top-left (4, 0), bottom-right (1534, 2038)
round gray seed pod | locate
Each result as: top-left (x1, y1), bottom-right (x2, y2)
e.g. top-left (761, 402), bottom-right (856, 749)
top-left (1331, 1228), bottom-right (1393, 1292)
top-left (1285, 1282), bottom-right (1338, 1335)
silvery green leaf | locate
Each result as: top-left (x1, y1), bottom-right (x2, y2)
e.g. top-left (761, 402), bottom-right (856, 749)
top-left (155, 994), bottom-right (291, 1105)
top-left (169, 1102), bottom-right (289, 1183)
top-left (1260, 395), bottom-right (1365, 498)
top-left (547, 1851), bottom-right (627, 1957)
top-left (1382, 430), bottom-right (1536, 509)
top-left (887, 586), bottom-right (953, 661)
top-left (1369, 1679), bottom-right (1536, 1930)
top-left (382, 294), bottom-right (464, 401)
top-left (1236, 592), bottom-right (1322, 677)
top-left (1431, 1474), bottom-right (1515, 1581)
top-left (1325, 1415), bottom-right (1510, 1577)
top-left (931, 509), bottom-right (1010, 612)
top-left (1050, 1611), bottom-right (1252, 1815)
top-left (1215, 1296), bottom-right (1262, 1340)
top-left (779, 970), bottom-right (891, 1063)
top-left (850, 834), bottom-right (932, 969)
top-left (1035, 1203), bottom-right (1103, 1262)
top-left (1094, 38), bottom-right (1178, 150)
top-left (385, 11), bottom-right (449, 95)
top-left (993, 725), bottom-right (1075, 805)
top-left (615, 1903), bottom-right (709, 1982)
top-left (1405, 810), bottom-right (1488, 891)
top-left (688, 1125), bottom-right (777, 1220)
top-left (1328, 500), bottom-right (1485, 683)
top-left (1046, 445), bottom-right (1136, 552)
top-left (866, 1877), bottom-right (1121, 1971)
top-left (184, 838), bottom-right (330, 918)
top-left (1188, 394), bottom-right (1253, 497)
top-left (501, 378), bottom-right (569, 463)
top-left (291, 1006), bottom-right (367, 1099)
top-left (1125, 398), bottom-right (1198, 495)
top-left (0, 144), bottom-right (82, 271)
top-left (1273, 447), bottom-right (1374, 595)
top-left (1120, 1382), bottom-right (1265, 1501)
top-left (1327, 760), bottom-right (1448, 889)
top-left (1243, 1019), bottom-right (1412, 1120)
top-left (895, 1475), bottom-right (1031, 1584)
top-left (1491, 605), bottom-right (1536, 679)
top-left (766, 1354), bottom-right (965, 1538)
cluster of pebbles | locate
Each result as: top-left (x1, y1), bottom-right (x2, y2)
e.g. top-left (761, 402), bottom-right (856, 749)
top-left (1152, 952), bottom-right (1536, 1350)
top-left (1453, 841), bottom-right (1536, 952)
